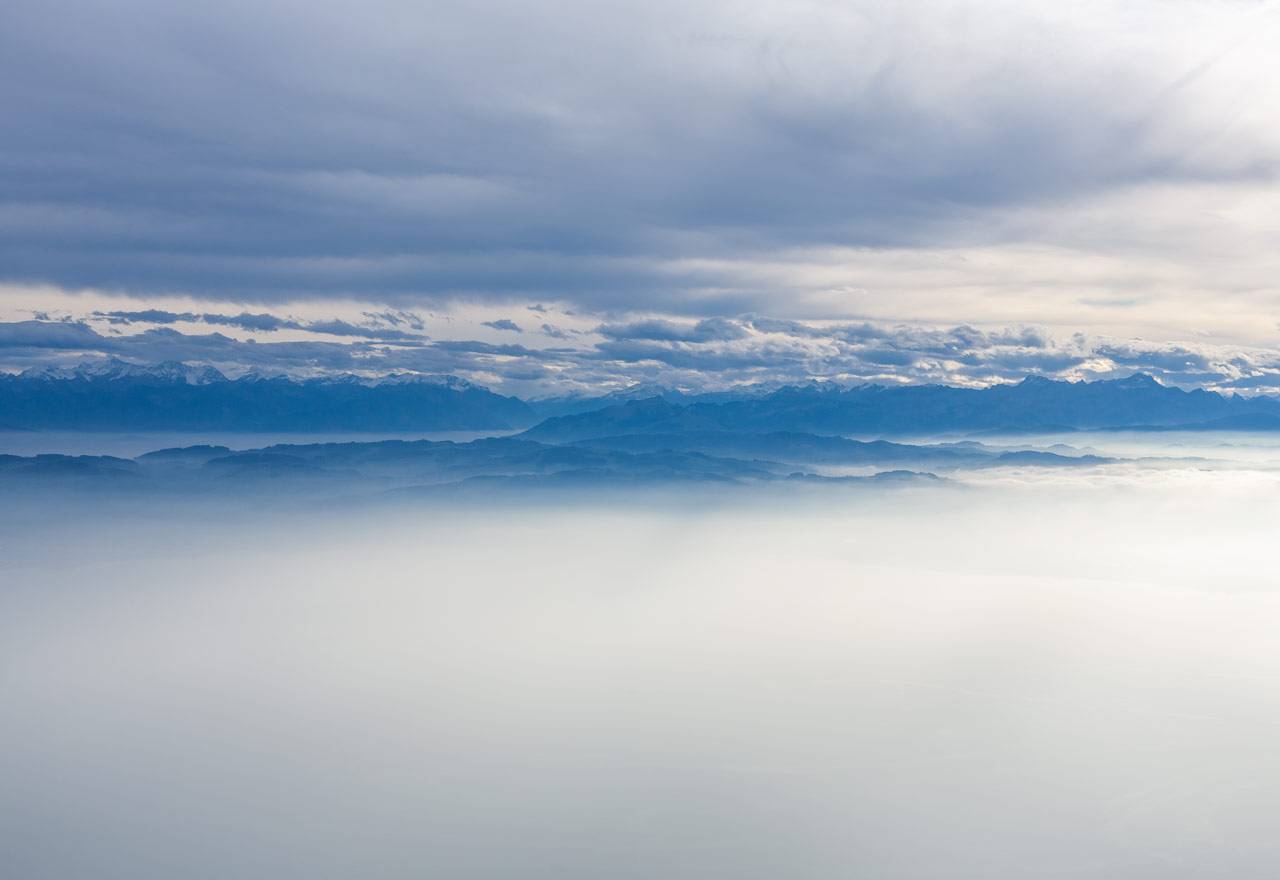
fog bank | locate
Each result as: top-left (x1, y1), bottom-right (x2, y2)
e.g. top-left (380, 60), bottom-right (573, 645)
top-left (4, 484), bottom-right (1280, 878)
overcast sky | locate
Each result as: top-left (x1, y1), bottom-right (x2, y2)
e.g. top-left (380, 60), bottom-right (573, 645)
top-left (3, 0), bottom-right (1280, 392)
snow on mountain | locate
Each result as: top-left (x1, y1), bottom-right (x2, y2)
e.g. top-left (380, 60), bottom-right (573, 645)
top-left (13, 359), bottom-right (477, 389)
top-left (18, 358), bottom-right (227, 384)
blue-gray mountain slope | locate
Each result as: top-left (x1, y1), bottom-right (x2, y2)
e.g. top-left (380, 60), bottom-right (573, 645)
top-left (522, 374), bottom-right (1280, 441)
top-left (0, 360), bottom-right (534, 431)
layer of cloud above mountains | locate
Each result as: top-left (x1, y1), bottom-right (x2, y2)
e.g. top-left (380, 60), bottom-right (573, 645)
top-left (3, 0), bottom-right (1280, 389)
top-left (6, 308), bottom-right (1280, 396)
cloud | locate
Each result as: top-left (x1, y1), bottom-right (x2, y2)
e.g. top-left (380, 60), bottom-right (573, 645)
top-left (95, 309), bottom-right (198, 325)
top-left (597, 318), bottom-right (751, 344)
top-left (362, 310), bottom-right (426, 330)
top-left (540, 323), bottom-right (573, 340)
top-left (0, 320), bottom-right (105, 349)
top-left (201, 312), bottom-right (293, 333)
top-left (482, 319), bottom-right (522, 333)
top-left (8, 314), bottom-right (1280, 396)
top-left (299, 319), bottom-right (423, 341)
top-left (2, 0), bottom-right (1278, 332)
top-left (90, 309), bottom-right (424, 341)
top-left (431, 340), bottom-right (550, 358)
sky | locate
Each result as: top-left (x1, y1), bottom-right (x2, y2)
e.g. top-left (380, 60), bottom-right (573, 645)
top-left (3, 0), bottom-right (1280, 394)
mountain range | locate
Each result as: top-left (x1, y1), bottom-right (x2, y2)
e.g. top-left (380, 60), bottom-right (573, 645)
top-left (0, 358), bottom-right (533, 431)
top-left (0, 430), bottom-right (1118, 499)
top-left (3, 359), bottom-right (1280, 435)
top-left (523, 374), bottom-right (1280, 440)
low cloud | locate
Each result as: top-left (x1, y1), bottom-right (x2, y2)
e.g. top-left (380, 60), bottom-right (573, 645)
top-left (7, 314), bottom-right (1280, 397)
top-left (92, 310), bottom-right (424, 341)
top-left (96, 309), bottom-right (199, 326)
top-left (0, 320), bottom-right (105, 350)
top-left (540, 323), bottom-right (574, 340)
top-left (597, 318), bottom-right (750, 344)
top-left (362, 310), bottom-right (426, 330)
top-left (202, 313), bottom-right (292, 333)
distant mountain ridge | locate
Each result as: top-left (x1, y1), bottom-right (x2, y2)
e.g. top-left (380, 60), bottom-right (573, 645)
top-left (522, 374), bottom-right (1280, 440)
top-left (527, 383), bottom-right (768, 418)
top-left (0, 358), bottom-right (533, 431)
top-left (1, 430), bottom-right (1102, 498)
top-left (16, 357), bottom-right (480, 389)
top-left (4, 362), bottom-right (1280, 435)
top-left (19, 358), bottom-right (230, 385)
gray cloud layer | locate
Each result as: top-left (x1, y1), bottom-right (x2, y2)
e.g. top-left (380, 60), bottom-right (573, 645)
top-left (93, 309), bottom-right (423, 340)
top-left (3, 0), bottom-right (1277, 318)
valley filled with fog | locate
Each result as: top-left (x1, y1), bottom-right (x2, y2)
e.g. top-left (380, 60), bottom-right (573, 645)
top-left (5, 446), bottom-right (1280, 879)
top-left (10, 0), bottom-right (1280, 874)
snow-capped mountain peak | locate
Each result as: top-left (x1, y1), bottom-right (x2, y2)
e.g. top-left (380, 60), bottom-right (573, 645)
top-left (17, 358), bottom-right (227, 384)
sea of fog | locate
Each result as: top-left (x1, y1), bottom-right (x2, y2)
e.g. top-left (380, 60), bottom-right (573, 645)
top-left (4, 438), bottom-right (1280, 879)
